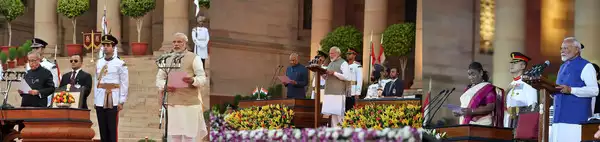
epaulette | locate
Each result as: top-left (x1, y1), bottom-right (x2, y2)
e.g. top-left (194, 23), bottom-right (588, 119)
top-left (52, 65), bottom-right (57, 69)
top-left (357, 65), bottom-right (362, 68)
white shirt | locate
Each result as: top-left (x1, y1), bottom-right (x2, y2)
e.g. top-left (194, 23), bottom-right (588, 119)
top-left (365, 83), bottom-right (384, 99)
top-left (506, 76), bottom-right (538, 107)
top-left (94, 58), bottom-right (129, 107)
top-left (156, 55), bottom-right (207, 89)
top-left (569, 63), bottom-right (599, 98)
top-left (328, 60), bottom-right (351, 81)
top-left (192, 27), bottom-right (209, 59)
top-left (348, 61), bottom-right (362, 96)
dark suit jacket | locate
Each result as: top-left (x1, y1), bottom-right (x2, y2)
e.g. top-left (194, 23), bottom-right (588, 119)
top-left (382, 79), bottom-right (404, 97)
top-left (59, 70), bottom-right (93, 109)
top-left (21, 67), bottom-right (55, 107)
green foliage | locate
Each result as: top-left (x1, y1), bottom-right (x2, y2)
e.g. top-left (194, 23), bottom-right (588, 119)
top-left (57, 0), bottom-right (89, 19)
top-left (8, 47), bottom-right (17, 60)
top-left (120, 0), bottom-right (156, 19)
top-left (18, 40), bottom-right (31, 57)
top-left (382, 23), bottom-right (416, 57)
top-left (0, 52), bottom-right (7, 64)
top-left (320, 26), bottom-right (363, 55)
top-left (199, 0), bottom-right (210, 9)
top-left (0, 0), bottom-right (25, 22)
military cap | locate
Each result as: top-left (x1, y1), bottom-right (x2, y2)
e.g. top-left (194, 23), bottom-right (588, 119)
top-left (317, 50), bottom-right (328, 58)
top-left (101, 34), bottom-right (119, 45)
top-left (347, 48), bottom-right (359, 55)
top-left (510, 52), bottom-right (531, 63)
top-left (581, 43), bottom-right (585, 49)
top-left (31, 38), bottom-right (48, 48)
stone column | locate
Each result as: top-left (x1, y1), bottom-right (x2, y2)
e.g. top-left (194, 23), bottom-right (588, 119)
top-left (362, 0), bottom-right (387, 84)
top-left (160, 0), bottom-right (189, 52)
top-left (575, 0), bottom-right (600, 65)
top-left (412, 0), bottom-right (422, 88)
top-left (492, 0), bottom-right (525, 89)
top-left (34, 0), bottom-right (58, 56)
top-left (310, 0), bottom-right (333, 59)
top-left (97, 0), bottom-right (123, 53)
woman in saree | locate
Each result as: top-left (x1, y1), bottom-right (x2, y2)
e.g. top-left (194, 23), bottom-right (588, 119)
top-left (455, 62), bottom-right (505, 127)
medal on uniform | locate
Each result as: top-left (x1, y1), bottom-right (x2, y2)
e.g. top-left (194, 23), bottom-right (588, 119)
top-left (75, 84), bottom-right (81, 88)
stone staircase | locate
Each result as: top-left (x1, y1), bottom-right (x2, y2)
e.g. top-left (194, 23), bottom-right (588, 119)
top-left (0, 55), bottom-right (213, 142)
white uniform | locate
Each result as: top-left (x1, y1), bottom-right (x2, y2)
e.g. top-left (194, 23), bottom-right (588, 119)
top-left (94, 58), bottom-right (129, 107)
top-left (503, 76), bottom-right (538, 127)
top-left (26, 58), bottom-right (59, 106)
top-left (310, 67), bottom-right (326, 101)
top-left (365, 81), bottom-right (385, 99)
top-left (348, 61), bottom-right (362, 97)
top-left (192, 26), bottom-right (209, 59)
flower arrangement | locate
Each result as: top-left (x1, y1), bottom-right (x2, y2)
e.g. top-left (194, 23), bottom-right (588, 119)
top-left (53, 91), bottom-right (75, 106)
top-left (341, 104), bottom-right (423, 129)
top-left (210, 107), bottom-right (232, 131)
top-left (224, 104), bottom-right (294, 130)
top-left (209, 126), bottom-right (424, 142)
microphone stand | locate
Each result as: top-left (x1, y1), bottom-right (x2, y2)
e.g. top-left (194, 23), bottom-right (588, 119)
top-left (425, 88), bottom-right (456, 128)
top-left (269, 65), bottom-right (284, 88)
top-left (422, 89), bottom-right (447, 127)
top-left (156, 53), bottom-right (182, 142)
top-left (0, 71), bottom-right (25, 141)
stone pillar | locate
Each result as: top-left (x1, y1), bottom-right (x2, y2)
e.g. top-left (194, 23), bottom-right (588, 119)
top-left (412, 0), bottom-right (422, 88)
top-left (575, 0), bottom-right (600, 65)
top-left (97, 0), bottom-right (123, 53)
top-left (362, 0), bottom-right (387, 84)
top-left (160, 0), bottom-right (189, 52)
top-left (310, 0), bottom-right (333, 59)
top-left (492, 0), bottom-right (525, 89)
top-left (34, 0), bottom-right (58, 56)
top-left (540, 0), bottom-right (570, 61)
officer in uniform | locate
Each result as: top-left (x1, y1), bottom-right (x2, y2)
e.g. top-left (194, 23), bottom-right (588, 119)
top-left (26, 38), bottom-right (59, 107)
top-left (503, 52), bottom-right (538, 128)
top-left (310, 50), bottom-right (328, 101)
top-left (346, 48), bottom-right (362, 112)
top-left (94, 34), bottom-right (129, 142)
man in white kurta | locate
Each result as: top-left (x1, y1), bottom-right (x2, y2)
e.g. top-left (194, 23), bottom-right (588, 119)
top-left (503, 52), bottom-right (538, 128)
top-left (550, 37), bottom-right (599, 142)
top-left (156, 32), bottom-right (208, 142)
top-left (192, 16), bottom-right (209, 67)
top-left (94, 34), bottom-right (129, 142)
top-left (321, 47), bottom-right (351, 127)
top-left (25, 38), bottom-right (59, 107)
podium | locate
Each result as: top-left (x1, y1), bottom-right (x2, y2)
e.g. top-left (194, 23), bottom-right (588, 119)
top-left (0, 108), bottom-right (94, 142)
top-left (523, 76), bottom-right (557, 142)
top-left (306, 64), bottom-right (327, 128)
top-left (582, 120), bottom-right (600, 142)
top-left (434, 125), bottom-right (513, 141)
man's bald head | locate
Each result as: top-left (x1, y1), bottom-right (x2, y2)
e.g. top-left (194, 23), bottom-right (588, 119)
top-left (289, 53), bottom-right (299, 66)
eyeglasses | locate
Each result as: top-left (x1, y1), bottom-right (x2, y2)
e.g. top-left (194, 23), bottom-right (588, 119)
top-left (28, 59), bottom-right (39, 62)
top-left (70, 60), bottom-right (79, 63)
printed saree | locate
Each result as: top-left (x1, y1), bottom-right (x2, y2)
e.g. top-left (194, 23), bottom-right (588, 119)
top-left (459, 82), bottom-right (505, 127)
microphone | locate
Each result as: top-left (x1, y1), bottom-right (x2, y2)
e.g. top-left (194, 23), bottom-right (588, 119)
top-left (426, 88), bottom-right (456, 128)
top-left (423, 89), bottom-right (448, 126)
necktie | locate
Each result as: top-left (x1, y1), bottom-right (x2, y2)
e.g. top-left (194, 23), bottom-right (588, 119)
top-left (70, 71), bottom-right (76, 85)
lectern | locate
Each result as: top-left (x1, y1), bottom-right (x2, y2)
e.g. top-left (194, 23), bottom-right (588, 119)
top-left (306, 64), bottom-right (326, 128)
top-left (523, 75), bottom-right (557, 142)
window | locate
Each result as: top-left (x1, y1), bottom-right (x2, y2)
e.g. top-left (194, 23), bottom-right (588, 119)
top-left (303, 0), bottom-right (312, 29)
top-left (479, 0), bottom-right (495, 54)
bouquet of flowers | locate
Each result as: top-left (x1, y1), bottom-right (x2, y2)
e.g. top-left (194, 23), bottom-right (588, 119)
top-left (225, 104), bottom-right (294, 130)
top-left (341, 104), bottom-right (423, 129)
top-left (53, 91), bottom-right (75, 105)
top-left (209, 126), bottom-right (424, 142)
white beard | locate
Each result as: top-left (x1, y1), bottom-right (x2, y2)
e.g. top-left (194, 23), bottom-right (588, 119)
top-left (561, 56), bottom-right (567, 61)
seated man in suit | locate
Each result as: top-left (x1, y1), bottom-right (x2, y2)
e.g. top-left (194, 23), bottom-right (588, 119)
top-left (59, 54), bottom-right (92, 109)
top-left (19, 52), bottom-right (55, 107)
top-left (382, 68), bottom-right (404, 97)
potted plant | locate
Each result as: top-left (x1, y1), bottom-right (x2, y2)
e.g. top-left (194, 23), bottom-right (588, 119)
top-left (0, 52), bottom-right (7, 70)
top-left (198, 0), bottom-right (210, 9)
top-left (319, 26), bottom-right (362, 57)
top-left (382, 23), bottom-right (416, 80)
top-left (17, 40), bottom-right (31, 66)
top-left (7, 47), bottom-right (17, 68)
top-left (0, 0), bottom-right (25, 53)
top-left (120, 0), bottom-right (155, 55)
top-left (57, 0), bottom-right (89, 56)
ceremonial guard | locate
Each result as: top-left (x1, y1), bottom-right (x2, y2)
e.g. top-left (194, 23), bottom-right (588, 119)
top-left (550, 38), bottom-right (598, 142)
top-left (94, 35), bottom-right (129, 142)
top-left (503, 52), bottom-right (538, 128)
top-left (26, 38), bottom-right (59, 106)
top-left (310, 50), bottom-right (328, 101)
top-left (346, 48), bottom-right (362, 111)
top-left (192, 15), bottom-right (210, 67)
top-left (156, 32), bottom-right (208, 141)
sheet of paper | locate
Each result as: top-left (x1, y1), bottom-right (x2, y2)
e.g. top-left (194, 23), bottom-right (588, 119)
top-left (444, 104), bottom-right (463, 113)
top-left (168, 71), bottom-right (189, 88)
top-left (17, 81), bottom-right (32, 93)
top-left (278, 76), bottom-right (291, 84)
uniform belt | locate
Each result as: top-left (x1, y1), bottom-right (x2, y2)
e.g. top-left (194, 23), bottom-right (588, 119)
top-left (97, 83), bottom-right (120, 109)
top-left (350, 81), bottom-right (357, 85)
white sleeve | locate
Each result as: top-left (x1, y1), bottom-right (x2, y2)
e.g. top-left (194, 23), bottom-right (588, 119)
top-left (156, 68), bottom-right (166, 90)
top-left (333, 62), bottom-right (350, 81)
top-left (526, 84), bottom-right (538, 106)
top-left (571, 63), bottom-right (599, 97)
top-left (118, 64), bottom-right (129, 104)
top-left (191, 56), bottom-right (207, 87)
top-left (355, 66), bottom-right (363, 96)
top-left (192, 28), bottom-right (200, 45)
